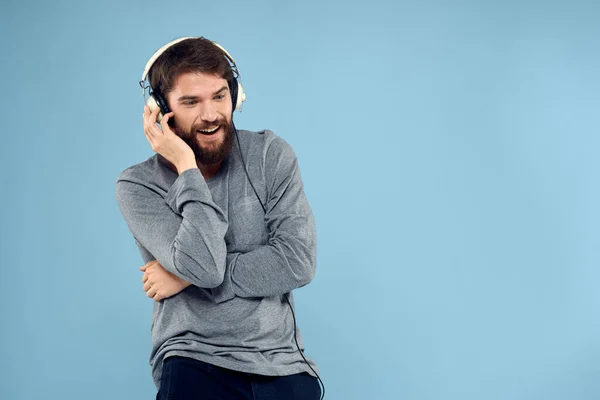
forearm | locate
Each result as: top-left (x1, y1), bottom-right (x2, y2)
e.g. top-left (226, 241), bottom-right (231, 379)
top-left (208, 133), bottom-right (317, 303)
top-left (212, 219), bottom-right (316, 303)
top-left (163, 168), bottom-right (229, 287)
top-left (116, 168), bottom-right (228, 289)
top-left (169, 205), bottom-right (227, 287)
top-left (237, 243), bottom-right (315, 294)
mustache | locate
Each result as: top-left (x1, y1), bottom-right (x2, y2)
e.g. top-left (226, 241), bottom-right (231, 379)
top-left (192, 119), bottom-right (227, 131)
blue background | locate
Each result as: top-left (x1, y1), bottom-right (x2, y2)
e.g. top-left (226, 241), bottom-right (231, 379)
top-left (1, 0), bottom-right (599, 399)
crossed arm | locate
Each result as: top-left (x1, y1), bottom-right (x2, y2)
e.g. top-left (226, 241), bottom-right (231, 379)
top-left (116, 136), bottom-right (317, 303)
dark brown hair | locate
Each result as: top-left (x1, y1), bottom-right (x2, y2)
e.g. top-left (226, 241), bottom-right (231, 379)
top-left (148, 37), bottom-right (234, 98)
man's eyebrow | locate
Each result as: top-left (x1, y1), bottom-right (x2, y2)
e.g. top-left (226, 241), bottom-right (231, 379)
top-left (177, 95), bottom-right (199, 102)
top-left (213, 85), bottom-right (228, 95)
top-left (176, 86), bottom-right (229, 102)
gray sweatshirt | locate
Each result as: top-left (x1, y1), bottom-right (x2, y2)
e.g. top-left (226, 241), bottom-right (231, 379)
top-left (115, 129), bottom-right (319, 389)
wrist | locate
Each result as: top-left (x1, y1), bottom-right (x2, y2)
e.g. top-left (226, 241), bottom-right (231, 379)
top-left (178, 276), bottom-right (193, 290)
top-left (176, 161), bottom-right (197, 175)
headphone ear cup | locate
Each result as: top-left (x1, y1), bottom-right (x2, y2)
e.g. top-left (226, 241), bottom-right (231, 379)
top-left (231, 77), bottom-right (246, 111)
top-left (147, 95), bottom-right (164, 123)
top-left (230, 78), bottom-right (239, 111)
top-left (152, 90), bottom-right (171, 118)
top-left (237, 81), bottom-right (246, 110)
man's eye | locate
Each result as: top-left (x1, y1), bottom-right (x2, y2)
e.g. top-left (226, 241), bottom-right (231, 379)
top-left (215, 94), bottom-right (225, 100)
top-left (184, 101), bottom-right (196, 106)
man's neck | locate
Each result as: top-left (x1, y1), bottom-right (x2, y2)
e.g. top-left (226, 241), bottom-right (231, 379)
top-left (198, 162), bottom-right (222, 180)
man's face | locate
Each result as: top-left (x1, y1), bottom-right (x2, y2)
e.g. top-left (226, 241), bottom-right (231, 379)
top-left (166, 71), bottom-right (234, 165)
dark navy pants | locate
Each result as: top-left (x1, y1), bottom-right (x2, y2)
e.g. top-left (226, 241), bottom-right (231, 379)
top-left (156, 356), bottom-right (321, 400)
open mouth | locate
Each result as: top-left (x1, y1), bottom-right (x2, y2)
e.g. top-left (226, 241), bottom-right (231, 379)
top-left (197, 126), bottom-right (220, 135)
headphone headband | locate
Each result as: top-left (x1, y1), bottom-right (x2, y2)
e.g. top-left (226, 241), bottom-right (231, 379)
top-left (139, 37), bottom-right (246, 110)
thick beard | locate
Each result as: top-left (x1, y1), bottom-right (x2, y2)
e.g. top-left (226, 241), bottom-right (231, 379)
top-left (176, 119), bottom-right (235, 165)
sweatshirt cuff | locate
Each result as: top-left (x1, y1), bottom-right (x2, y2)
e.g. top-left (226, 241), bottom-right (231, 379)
top-left (165, 168), bottom-right (208, 214)
top-left (211, 253), bottom-right (239, 304)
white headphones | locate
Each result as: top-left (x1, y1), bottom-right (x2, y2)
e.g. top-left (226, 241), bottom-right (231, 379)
top-left (139, 37), bottom-right (246, 121)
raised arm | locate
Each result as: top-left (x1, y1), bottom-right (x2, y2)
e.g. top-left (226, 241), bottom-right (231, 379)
top-left (211, 136), bottom-right (317, 303)
top-left (116, 167), bottom-right (228, 288)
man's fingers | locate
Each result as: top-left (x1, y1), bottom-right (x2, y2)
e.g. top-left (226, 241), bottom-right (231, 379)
top-left (144, 129), bottom-right (154, 149)
top-left (143, 111), bottom-right (156, 145)
top-left (143, 282), bottom-right (162, 301)
top-left (146, 286), bottom-right (157, 298)
top-left (160, 112), bottom-right (174, 133)
top-left (141, 260), bottom-right (158, 270)
top-left (143, 106), bottom-right (162, 137)
top-left (150, 106), bottom-right (161, 131)
top-left (143, 106), bottom-right (153, 131)
top-left (147, 123), bottom-right (161, 137)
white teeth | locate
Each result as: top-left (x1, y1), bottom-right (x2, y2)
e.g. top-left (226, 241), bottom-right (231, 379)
top-left (198, 126), bottom-right (219, 133)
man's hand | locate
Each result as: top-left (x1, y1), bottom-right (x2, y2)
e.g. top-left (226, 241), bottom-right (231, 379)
top-left (140, 260), bottom-right (192, 302)
top-left (143, 105), bottom-right (197, 174)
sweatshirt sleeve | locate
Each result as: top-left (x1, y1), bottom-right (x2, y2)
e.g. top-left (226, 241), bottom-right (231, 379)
top-left (115, 167), bottom-right (228, 288)
top-left (211, 137), bottom-right (317, 303)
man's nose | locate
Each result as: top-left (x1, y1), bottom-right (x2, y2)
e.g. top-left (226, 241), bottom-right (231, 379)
top-left (200, 103), bottom-right (218, 123)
